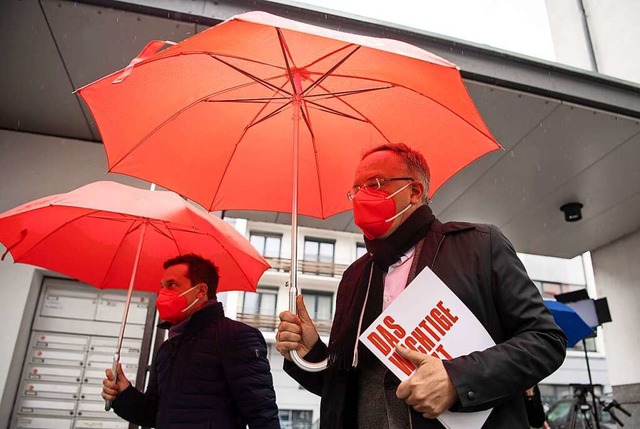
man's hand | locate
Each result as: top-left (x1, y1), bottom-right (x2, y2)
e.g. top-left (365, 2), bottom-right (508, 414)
top-left (275, 295), bottom-right (319, 361)
top-left (102, 363), bottom-right (131, 402)
top-left (395, 345), bottom-right (458, 419)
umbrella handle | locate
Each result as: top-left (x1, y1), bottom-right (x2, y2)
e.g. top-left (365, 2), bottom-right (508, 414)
top-left (288, 285), bottom-right (328, 372)
top-left (104, 354), bottom-right (120, 411)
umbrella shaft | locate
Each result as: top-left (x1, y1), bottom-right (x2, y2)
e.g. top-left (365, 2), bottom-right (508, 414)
top-left (115, 220), bottom-right (148, 356)
top-left (290, 98), bottom-right (300, 299)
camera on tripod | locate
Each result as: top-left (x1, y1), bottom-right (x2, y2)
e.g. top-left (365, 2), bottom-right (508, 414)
top-left (567, 383), bottom-right (631, 428)
top-left (571, 384), bottom-right (594, 407)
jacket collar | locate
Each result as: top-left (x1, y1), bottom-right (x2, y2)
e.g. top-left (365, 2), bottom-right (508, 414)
top-left (413, 219), bottom-right (477, 274)
top-left (158, 300), bottom-right (225, 332)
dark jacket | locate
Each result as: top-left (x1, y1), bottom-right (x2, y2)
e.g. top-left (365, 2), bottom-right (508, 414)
top-left (285, 219), bottom-right (567, 428)
top-left (113, 302), bottom-right (280, 429)
top-left (524, 385), bottom-right (546, 428)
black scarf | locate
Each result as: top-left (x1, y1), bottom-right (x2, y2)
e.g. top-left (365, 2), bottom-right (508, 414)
top-left (328, 204), bottom-right (436, 370)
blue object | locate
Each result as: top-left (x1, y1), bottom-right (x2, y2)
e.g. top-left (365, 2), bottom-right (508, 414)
top-left (544, 299), bottom-right (595, 347)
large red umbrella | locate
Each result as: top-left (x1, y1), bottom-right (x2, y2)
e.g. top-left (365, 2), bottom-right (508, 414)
top-left (0, 181), bottom-right (269, 405)
top-left (76, 11), bottom-right (500, 371)
top-left (77, 11), bottom-right (499, 218)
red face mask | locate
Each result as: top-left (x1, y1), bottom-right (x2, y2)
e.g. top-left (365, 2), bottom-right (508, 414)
top-left (156, 285), bottom-right (201, 323)
top-left (352, 183), bottom-right (413, 239)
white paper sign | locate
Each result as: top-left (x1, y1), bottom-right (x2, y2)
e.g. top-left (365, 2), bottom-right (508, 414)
top-left (359, 266), bottom-right (495, 429)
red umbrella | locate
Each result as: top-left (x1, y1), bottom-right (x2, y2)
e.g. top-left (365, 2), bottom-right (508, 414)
top-left (0, 181), bottom-right (268, 293)
top-left (76, 11), bottom-right (500, 371)
top-left (0, 181), bottom-right (270, 405)
top-left (77, 11), bottom-right (499, 218)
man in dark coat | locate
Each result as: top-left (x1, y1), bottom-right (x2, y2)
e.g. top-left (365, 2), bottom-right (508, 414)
top-left (102, 254), bottom-right (280, 429)
top-left (276, 143), bottom-right (567, 429)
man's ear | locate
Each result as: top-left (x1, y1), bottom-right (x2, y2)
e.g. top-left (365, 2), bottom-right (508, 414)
top-left (197, 283), bottom-right (208, 299)
top-left (410, 181), bottom-right (425, 204)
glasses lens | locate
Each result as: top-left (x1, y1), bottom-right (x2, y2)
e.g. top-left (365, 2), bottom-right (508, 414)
top-left (347, 178), bottom-right (384, 200)
top-left (361, 178), bottom-right (381, 192)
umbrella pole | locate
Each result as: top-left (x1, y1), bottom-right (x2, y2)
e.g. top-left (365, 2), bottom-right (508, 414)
top-left (582, 338), bottom-right (602, 429)
top-left (289, 90), bottom-right (328, 372)
top-left (105, 219), bottom-right (148, 411)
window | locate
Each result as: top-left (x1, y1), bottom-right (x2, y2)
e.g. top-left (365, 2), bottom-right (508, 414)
top-left (571, 336), bottom-right (598, 352)
top-left (278, 409), bottom-right (313, 429)
top-left (242, 287), bottom-right (278, 316)
top-left (302, 290), bottom-right (333, 321)
top-left (304, 238), bottom-right (335, 263)
top-left (356, 242), bottom-right (367, 259)
top-left (303, 238), bottom-right (335, 275)
top-left (250, 232), bottom-right (282, 258)
top-left (538, 281), bottom-right (585, 299)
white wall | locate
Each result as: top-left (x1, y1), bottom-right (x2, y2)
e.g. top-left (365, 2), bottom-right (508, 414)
top-left (591, 228), bottom-right (640, 386)
top-left (0, 129), bottom-right (149, 214)
top-left (583, 0), bottom-right (640, 83)
top-left (544, 0), bottom-right (595, 71)
top-left (519, 253), bottom-right (587, 285)
top-left (282, 0), bottom-right (556, 61)
top-left (545, 0), bottom-right (640, 84)
top-left (0, 129), bottom-right (149, 410)
top-left (0, 252), bottom-right (35, 405)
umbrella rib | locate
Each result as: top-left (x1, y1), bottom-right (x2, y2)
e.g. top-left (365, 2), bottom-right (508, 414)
top-left (304, 85), bottom-right (393, 101)
top-left (205, 80), bottom-right (293, 210)
top-left (153, 221), bottom-right (184, 256)
top-left (305, 69), bottom-right (496, 145)
top-left (319, 75), bottom-right (498, 145)
top-left (298, 104), bottom-right (326, 218)
top-left (315, 80), bottom-right (392, 142)
top-left (100, 219), bottom-right (145, 288)
top-left (204, 96), bottom-right (291, 103)
top-left (158, 215), bottom-right (262, 291)
top-left (304, 100), bottom-right (369, 122)
top-left (206, 228), bottom-right (262, 292)
top-left (86, 50), bottom-right (288, 85)
top-left (304, 43), bottom-right (361, 69)
top-left (148, 220), bottom-right (180, 239)
top-left (110, 77), bottom-right (287, 171)
top-left (13, 208), bottom-right (107, 264)
top-left (276, 28), bottom-right (300, 95)
top-left (210, 55), bottom-right (293, 97)
top-left (303, 45), bottom-right (361, 96)
top-left (248, 101), bottom-right (293, 128)
top-left (300, 99), bottom-right (316, 142)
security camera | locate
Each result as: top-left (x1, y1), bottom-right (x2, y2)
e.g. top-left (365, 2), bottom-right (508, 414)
top-left (560, 202), bottom-right (583, 222)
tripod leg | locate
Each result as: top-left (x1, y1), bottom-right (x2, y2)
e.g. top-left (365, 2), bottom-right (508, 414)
top-left (569, 403), bottom-right (579, 429)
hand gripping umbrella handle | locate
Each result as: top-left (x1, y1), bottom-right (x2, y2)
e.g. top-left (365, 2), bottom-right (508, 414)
top-left (289, 285), bottom-right (328, 372)
top-left (105, 354), bottom-right (119, 411)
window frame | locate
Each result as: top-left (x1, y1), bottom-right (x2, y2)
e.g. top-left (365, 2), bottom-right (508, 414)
top-left (249, 231), bottom-right (283, 259)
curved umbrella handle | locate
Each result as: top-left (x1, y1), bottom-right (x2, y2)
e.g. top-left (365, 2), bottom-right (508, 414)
top-left (288, 285), bottom-right (328, 372)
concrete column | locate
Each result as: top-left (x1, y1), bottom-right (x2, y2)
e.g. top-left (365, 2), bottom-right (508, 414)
top-left (591, 228), bottom-right (640, 428)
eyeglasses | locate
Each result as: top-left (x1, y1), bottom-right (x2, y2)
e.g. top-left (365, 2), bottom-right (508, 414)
top-left (346, 177), bottom-right (414, 201)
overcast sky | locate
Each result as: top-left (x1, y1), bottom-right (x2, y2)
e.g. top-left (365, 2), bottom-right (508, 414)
top-left (278, 0), bottom-right (556, 61)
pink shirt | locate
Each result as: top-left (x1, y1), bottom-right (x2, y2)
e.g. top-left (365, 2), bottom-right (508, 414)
top-left (383, 246), bottom-right (416, 310)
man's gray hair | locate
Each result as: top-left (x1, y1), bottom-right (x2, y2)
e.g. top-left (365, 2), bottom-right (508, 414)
top-left (362, 143), bottom-right (431, 203)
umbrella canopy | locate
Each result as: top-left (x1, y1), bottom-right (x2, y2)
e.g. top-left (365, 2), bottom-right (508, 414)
top-left (0, 181), bottom-right (269, 293)
top-left (544, 299), bottom-right (594, 348)
top-left (77, 11), bottom-right (500, 219)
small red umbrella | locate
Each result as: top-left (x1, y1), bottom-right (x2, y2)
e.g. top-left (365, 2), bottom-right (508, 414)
top-left (0, 181), bottom-right (268, 293)
top-left (0, 181), bottom-right (269, 407)
top-left (76, 11), bottom-right (500, 371)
